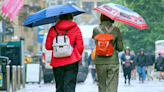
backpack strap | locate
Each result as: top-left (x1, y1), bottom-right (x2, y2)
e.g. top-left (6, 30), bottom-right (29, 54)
top-left (63, 30), bottom-right (68, 43)
top-left (105, 26), bottom-right (115, 33)
top-left (97, 26), bottom-right (115, 34)
top-left (97, 26), bottom-right (104, 33)
top-left (53, 26), bottom-right (59, 43)
top-left (105, 26), bottom-right (116, 49)
top-left (53, 26), bottom-right (69, 43)
top-left (53, 26), bottom-right (76, 47)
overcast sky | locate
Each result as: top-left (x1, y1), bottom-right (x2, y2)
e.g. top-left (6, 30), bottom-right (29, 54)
top-left (78, 25), bottom-right (98, 38)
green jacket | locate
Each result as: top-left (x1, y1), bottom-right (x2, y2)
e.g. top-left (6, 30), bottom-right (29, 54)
top-left (92, 21), bottom-right (124, 64)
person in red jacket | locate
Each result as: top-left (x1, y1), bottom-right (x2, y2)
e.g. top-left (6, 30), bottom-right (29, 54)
top-left (45, 13), bottom-right (84, 92)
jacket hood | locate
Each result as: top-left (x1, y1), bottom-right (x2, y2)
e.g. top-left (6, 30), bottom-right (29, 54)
top-left (124, 46), bottom-right (130, 51)
top-left (55, 20), bottom-right (77, 30)
top-left (140, 48), bottom-right (144, 55)
top-left (124, 46), bottom-right (130, 55)
top-left (147, 48), bottom-right (152, 53)
top-left (140, 48), bottom-right (144, 52)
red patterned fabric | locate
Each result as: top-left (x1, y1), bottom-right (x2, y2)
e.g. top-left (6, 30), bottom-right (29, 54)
top-left (45, 20), bottom-right (84, 67)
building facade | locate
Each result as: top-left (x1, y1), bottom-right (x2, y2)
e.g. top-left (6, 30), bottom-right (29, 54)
top-left (2, 0), bottom-right (103, 55)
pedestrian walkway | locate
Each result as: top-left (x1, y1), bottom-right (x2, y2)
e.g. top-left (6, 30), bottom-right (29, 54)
top-left (17, 72), bottom-right (164, 92)
top-left (118, 72), bottom-right (164, 92)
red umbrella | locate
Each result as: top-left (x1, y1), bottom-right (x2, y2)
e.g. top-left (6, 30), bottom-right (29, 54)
top-left (93, 3), bottom-right (149, 30)
top-left (154, 50), bottom-right (164, 54)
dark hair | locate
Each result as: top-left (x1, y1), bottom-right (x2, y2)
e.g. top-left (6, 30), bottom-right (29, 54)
top-left (58, 13), bottom-right (73, 21)
top-left (100, 14), bottom-right (114, 23)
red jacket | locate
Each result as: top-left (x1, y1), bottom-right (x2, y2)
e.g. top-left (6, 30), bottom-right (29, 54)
top-left (45, 20), bottom-right (84, 67)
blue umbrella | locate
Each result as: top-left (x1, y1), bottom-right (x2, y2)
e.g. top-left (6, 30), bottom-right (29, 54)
top-left (23, 4), bottom-right (85, 27)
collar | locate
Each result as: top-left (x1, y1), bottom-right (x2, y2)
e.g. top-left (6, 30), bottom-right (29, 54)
top-left (100, 21), bottom-right (113, 26)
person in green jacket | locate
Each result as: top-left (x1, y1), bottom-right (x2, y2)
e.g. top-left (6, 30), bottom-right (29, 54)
top-left (92, 14), bottom-right (124, 92)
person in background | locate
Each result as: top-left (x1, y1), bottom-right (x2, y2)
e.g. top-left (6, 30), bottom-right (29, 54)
top-left (45, 13), bottom-right (84, 92)
top-left (34, 56), bottom-right (42, 65)
top-left (89, 48), bottom-right (97, 83)
top-left (131, 50), bottom-right (137, 80)
top-left (161, 55), bottom-right (164, 80)
top-left (146, 48), bottom-right (155, 81)
top-left (156, 54), bottom-right (164, 81)
top-left (24, 55), bottom-right (32, 67)
top-left (84, 52), bottom-right (89, 75)
top-left (92, 14), bottom-right (123, 92)
top-left (121, 47), bottom-right (134, 85)
top-left (136, 48), bottom-right (148, 83)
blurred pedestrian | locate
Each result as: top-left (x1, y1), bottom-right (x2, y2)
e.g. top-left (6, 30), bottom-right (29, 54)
top-left (131, 50), bottom-right (137, 80)
top-left (92, 14), bottom-right (123, 92)
top-left (121, 47), bottom-right (134, 85)
top-left (24, 55), bottom-right (32, 67)
top-left (161, 56), bottom-right (164, 79)
top-left (34, 56), bottom-right (42, 65)
top-left (146, 48), bottom-right (155, 81)
top-left (136, 48), bottom-right (148, 83)
top-left (89, 48), bottom-right (97, 83)
top-left (156, 54), bottom-right (164, 81)
top-left (45, 13), bottom-right (84, 92)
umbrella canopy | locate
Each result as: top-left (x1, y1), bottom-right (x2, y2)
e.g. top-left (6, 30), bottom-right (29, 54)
top-left (34, 51), bottom-right (42, 57)
top-left (23, 4), bottom-right (85, 27)
top-left (93, 3), bottom-right (149, 30)
top-left (155, 50), bottom-right (164, 54)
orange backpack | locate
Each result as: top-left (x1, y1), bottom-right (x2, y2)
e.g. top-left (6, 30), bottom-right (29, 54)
top-left (94, 26), bottom-right (115, 56)
top-left (91, 49), bottom-right (96, 60)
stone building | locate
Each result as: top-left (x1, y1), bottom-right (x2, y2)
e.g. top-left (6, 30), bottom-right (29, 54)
top-left (79, 0), bottom-right (102, 24)
top-left (2, 0), bottom-right (102, 55)
top-left (4, 0), bottom-right (45, 55)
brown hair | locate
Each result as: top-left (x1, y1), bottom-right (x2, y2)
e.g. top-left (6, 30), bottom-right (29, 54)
top-left (58, 13), bottom-right (73, 21)
top-left (100, 14), bottom-right (114, 23)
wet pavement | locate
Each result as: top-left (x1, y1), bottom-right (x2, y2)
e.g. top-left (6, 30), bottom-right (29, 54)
top-left (16, 72), bottom-right (164, 92)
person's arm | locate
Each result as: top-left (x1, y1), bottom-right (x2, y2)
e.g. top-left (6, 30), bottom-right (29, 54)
top-left (92, 27), bottom-right (98, 45)
top-left (130, 54), bottom-right (134, 63)
top-left (121, 54), bottom-right (125, 65)
top-left (115, 28), bottom-right (124, 51)
top-left (74, 27), bottom-right (84, 55)
top-left (45, 27), bottom-right (54, 50)
top-left (88, 54), bottom-right (91, 66)
top-left (136, 55), bottom-right (138, 66)
top-left (160, 57), bottom-right (164, 67)
top-left (145, 55), bottom-right (148, 67)
top-left (153, 54), bottom-right (155, 64)
top-left (134, 56), bottom-right (137, 66)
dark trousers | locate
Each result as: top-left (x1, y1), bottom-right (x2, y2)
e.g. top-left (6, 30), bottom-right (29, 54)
top-left (91, 69), bottom-right (96, 81)
top-left (123, 67), bottom-right (131, 82)
top-left (53, 62), bottom-right (79, 92)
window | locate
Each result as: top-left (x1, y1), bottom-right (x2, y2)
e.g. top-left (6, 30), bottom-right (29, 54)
top-left (57, 0), bottom-right (62, 5)
top-left (82, 2), bottom-right (94, 14)
top-left (97, 2), bottom-right (102, 7)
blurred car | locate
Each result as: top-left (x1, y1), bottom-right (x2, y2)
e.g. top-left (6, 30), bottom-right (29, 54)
top-left (42, 33), bottom-right (54, 83)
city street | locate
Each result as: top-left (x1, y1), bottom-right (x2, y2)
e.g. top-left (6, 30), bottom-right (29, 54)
top-left (17, 72), bottom-right (164, 92)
